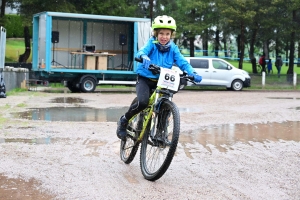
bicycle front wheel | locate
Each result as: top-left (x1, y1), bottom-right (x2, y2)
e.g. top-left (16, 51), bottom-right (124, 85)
top-left (140, 100), bottom-right (180, 181)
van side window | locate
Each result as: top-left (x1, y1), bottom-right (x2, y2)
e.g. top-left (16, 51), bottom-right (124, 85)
top-left (190, 59), bottom-right (209, 69)
top-left (212, 60), bottom-right (228, 70)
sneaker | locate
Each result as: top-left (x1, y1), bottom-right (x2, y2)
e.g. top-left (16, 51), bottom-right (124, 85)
top-left (116, 115), bottom-right (128, 140)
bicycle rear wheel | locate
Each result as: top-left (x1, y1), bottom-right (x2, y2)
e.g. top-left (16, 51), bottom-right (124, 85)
top-left (140, 100), bottom-right (180, 181)
top-left (120, 98), bottom-right (142, 164)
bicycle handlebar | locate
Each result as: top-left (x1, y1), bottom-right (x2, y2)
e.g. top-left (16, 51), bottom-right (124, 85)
top-left (134, 57), bottom-right (195, 83)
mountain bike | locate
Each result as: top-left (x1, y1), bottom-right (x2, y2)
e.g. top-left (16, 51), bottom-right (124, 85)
top-left (120, 58), bottom-right (195, 181)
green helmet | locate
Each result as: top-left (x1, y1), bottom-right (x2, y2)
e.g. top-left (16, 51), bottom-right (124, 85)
top-left (152, 15), bottom-right (176, 31)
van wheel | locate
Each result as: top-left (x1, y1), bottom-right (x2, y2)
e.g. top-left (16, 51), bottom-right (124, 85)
top-left (81, 77), bottom-right (96, 93)
top-left (231, 80), bottom-right (243, 91)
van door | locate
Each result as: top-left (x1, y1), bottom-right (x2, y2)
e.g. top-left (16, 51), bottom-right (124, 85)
top-left (210, 59), bottom-right (234, 86)
top-left (189, 59), bottom-right (210, 85)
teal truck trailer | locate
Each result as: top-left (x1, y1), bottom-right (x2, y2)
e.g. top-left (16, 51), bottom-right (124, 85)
top-left (31, 11), bottom-right (151, 92)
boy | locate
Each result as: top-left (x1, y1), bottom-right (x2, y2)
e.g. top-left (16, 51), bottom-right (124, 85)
top-left (116, 15), bottom-right (202, 140)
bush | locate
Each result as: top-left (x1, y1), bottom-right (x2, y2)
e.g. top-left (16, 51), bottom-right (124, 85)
top-left (3, 14), bottom-right (32, 38)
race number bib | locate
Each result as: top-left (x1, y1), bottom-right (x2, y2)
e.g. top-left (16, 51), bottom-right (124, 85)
top-left (157, 67), bottom-right (180, 92)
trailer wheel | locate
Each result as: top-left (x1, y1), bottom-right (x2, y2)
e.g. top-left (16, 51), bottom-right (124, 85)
top-left (81, 77), bottom-right (96, 93)
top-left (67, 81), bottom-right (81, 93)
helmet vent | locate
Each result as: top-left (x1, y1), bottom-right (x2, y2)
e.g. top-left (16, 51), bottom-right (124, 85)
top-left (159, 20), bottom-right (163, 23)
top-left (168, 20), bottom-right (171, 24)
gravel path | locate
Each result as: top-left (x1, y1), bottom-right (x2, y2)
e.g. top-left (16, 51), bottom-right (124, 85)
top-left (0, 90), bottom-right (299, 199)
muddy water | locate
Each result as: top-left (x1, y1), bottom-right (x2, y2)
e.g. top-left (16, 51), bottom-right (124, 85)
top-left (180, 121), bottom-right (300, 156)
top-left (13, 107), bottom-right (129, 122)
top-left (0, 174), bottom-right (55, 199)
top-left (13, 107), bottom-right (201, 122)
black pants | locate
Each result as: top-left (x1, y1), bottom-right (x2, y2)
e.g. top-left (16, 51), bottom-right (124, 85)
top-left (124, 75), bottom-right (157, 120)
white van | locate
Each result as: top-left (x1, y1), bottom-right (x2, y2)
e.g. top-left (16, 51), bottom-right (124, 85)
top-left (178, 57), bottom-right (251, 91)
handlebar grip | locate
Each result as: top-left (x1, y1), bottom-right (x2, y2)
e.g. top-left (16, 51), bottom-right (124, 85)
top-left (188, 75), bottom-right (194, 80)
top-left (135, 57), bottom-right (143, 63)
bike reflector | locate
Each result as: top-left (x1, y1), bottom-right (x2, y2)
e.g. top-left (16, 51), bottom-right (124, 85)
top-left (157, 67), bottom-right (180, 91)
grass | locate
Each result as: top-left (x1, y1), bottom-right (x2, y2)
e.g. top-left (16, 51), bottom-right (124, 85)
top-left (227, 59), bottom-right (300, 75)
top-left (6, 88), bottom-right (28, 96)
top-left (5, 38), bottom-right (32, 62)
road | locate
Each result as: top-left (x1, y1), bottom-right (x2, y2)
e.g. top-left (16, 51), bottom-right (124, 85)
top-left (0, 90), bottom-right (300, 199)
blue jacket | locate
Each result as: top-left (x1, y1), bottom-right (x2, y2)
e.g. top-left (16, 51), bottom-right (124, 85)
top-left (136, 37), bottom-right (196, 79)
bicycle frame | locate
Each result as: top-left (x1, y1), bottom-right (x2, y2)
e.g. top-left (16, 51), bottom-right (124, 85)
top-left (128, 85), bottom-right (171, 143)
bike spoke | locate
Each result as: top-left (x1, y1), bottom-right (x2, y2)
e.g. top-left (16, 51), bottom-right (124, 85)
top-left (140, 100), bottom-right (180, 181)
top-left (145, 145), bottom-right (168, 173)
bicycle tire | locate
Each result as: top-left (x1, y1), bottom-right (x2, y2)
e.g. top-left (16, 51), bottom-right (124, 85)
top-left (140, 100), bottom-right (180, 181)
top-left (120, 97), bottom-right (142, 164)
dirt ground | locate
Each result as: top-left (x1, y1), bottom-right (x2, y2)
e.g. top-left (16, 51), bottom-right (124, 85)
top-left (0, 89), bottom-right (300, 200)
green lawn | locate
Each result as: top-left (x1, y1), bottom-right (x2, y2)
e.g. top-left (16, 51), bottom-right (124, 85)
top-left (5, 39), bottom-right (32, 62)
top-left (228, 59), bottom-right (300, 75)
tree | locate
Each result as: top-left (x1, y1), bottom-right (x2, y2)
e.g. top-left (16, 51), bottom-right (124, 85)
top-left (217, 0), bottom-right (256, 69)
top-left (174, 0), bottom-right (213, 57)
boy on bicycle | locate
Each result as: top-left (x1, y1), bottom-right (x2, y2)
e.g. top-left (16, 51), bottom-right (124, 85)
top-left (116, 15), bottom-right (202, 140)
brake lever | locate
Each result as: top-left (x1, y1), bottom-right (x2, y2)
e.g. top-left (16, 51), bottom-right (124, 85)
top-left (149, 64), bottom-right (160, 75)
top-left (135, 57), bottom-right (160, 75)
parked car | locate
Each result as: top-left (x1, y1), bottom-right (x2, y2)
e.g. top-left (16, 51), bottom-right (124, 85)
top-left (175, 57), bottom-right (251, 91)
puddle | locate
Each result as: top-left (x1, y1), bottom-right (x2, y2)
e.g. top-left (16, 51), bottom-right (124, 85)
top-left (49, 97), bottom-right (87, 104)
top-left (0, 137), bottom-right (53, 144)
top-left (180, 121), bottom-right (300, 156)
top-left (0, 174), bottom-right (55, 199)
top-left (13, 107), bottom-right (129, 122)
top-left (0, 137), bottom-right (106, 147)
top-left (13, 107), bottom-right (199, 122)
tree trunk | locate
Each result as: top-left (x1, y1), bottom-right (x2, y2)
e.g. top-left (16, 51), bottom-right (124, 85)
top-left (0, 0), bottom-right (6, 17)
top-left (249, 28), bottom-right (258, 73)
top-left (287, 10), bottom-right (296, 82)
top-left (189, 37), bottom-right (195, 57)
top-left (237, 34), bottom-right (241, 60)
top-left (215, 29), bottom-right (219, 57)
top-left (149, 0), bottom-right (153, 23)
top-left (238, 22), bottom-right (245, 70)
top-left (275, 37), bottom-right (279, 57)
top-left (223, 37), bottom-right (228, 57)
top-left (287, 31), bottom-right (295, 75)
top-left (0, 0), bottom-right (6, 27)
top-left (202, 29), bottom-right (208, 56)
top-left (18, 26), bottom-right (31, 63)
top-left (263, 41), bottom-right (269, 59)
